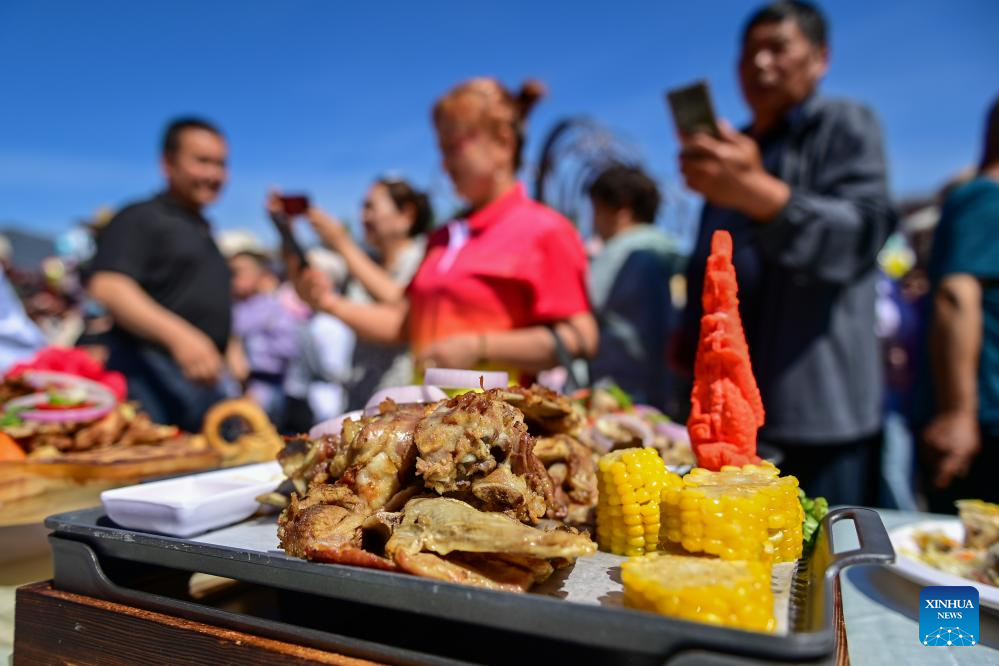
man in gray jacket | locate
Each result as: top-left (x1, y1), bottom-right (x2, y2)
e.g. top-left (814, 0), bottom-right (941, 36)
top-left (677, 1), bottom-right (896, 505)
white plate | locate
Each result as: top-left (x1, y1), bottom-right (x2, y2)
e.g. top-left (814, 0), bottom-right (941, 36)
top-left (308, 409), bottom-right (364, 439)
top-left (364, 385), bottom-right (448, 415)
top-left (423, 368), bottom-right (508, 390)
top-left (100, 462), bottom-right (283, 538)
top-left (888, 519), bottom-right (999, 611)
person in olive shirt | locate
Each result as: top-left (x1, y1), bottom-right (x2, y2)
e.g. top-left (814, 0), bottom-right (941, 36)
top-left (88, 118), bottom-right (232, 432)
top-left (919, 96), bottom-right (999, 511)
top-left (676, 1), bottom-right (896, 506)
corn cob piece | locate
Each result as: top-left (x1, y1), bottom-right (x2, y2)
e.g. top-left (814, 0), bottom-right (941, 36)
top-left (660, 463), bottom-right (803, 563)
top-left (596, 448), bottom-right (678, 556)
top-left (622, 552), bottom-right (775, 632)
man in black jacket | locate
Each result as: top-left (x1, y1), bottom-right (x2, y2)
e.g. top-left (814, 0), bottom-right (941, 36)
top-left (677, 1), bottom-right (896, 505)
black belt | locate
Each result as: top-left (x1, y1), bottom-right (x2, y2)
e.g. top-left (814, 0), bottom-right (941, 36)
top-left (247, 370), bottom-right (284, 385)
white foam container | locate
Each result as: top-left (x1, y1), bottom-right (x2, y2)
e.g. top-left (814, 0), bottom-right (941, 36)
top-left (100, 461), bottom-right (283, 538)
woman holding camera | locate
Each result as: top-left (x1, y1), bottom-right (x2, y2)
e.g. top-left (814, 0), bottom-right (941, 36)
top-left (269, 178), bottom-right (431, 408)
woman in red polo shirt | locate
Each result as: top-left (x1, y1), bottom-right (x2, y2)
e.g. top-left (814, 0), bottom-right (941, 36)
top-left (294, 78), bottom-right (596, 379)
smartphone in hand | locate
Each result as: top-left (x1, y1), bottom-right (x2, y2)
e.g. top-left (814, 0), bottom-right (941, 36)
top-left (270, 213), bottom-right (309, 268)
top-left (278, 194), bottom-right (310, 217)
top-left (666, 80), bottom-right (720, 138)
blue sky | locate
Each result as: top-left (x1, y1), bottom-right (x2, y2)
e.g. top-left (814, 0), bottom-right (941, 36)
top-left (2, 0), bottom-right (997, 248)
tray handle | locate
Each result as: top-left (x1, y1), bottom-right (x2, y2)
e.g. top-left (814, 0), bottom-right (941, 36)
top-left (821, 506), bottom-right (895, 578)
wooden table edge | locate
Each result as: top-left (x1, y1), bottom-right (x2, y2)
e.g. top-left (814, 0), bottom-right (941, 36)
top-left (14, 581), bottom-right (384, 666)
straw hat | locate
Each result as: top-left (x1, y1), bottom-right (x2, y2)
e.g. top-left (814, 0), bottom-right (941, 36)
top-left (216, 229), bottom-right (271, 259)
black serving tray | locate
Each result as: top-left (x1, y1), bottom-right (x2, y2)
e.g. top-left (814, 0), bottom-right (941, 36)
top-left (44, 506), bottom-right (893, 665)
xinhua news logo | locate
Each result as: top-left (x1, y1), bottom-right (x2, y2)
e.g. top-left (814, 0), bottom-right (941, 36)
top-left (919, 586), bottom-right (979, 647)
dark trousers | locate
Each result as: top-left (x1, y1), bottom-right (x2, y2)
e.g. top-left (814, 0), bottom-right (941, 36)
top-left (106, 336), bottom-right (226, 433)
top-left (764, 431), bottom-right (883, 507)
top-left (922, 431), bottom-right (999, 515)
top-left (282, 396), bottom-right (314, 435)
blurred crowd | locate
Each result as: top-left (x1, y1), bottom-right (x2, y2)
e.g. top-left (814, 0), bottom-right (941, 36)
top-left (2, 1), bottom-right (997, 514)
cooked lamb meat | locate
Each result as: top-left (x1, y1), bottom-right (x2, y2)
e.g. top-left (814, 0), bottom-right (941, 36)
top-left (534, 434), bottom-right (598, 525)
top-left (499, 384), bottom-right (582, 437)
top-left (414, 391), bottom-right (526, 494)
top-left (72, 410), bottom-right (128, 450)
top-left (413, 390), bottom-right (555, 522)
top-left (278, 403), bottom-right (429, 560)
top-left (392, 551), bottom-right (530, 593)
top-left (276, 433), bottom-right (340, 496)
top-left (384, 497), bottom-right (596, 561)
top-left (384, 497), bottom-right (595, 592)
top-left (333, 402), bottom-right (427, 482)
top-left (279, 393), bottom-right (596, 589)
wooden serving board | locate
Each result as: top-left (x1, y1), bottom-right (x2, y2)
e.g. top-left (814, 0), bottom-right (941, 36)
top-left (0, 437), bottom-right (222, 527)
top-left (14, 582), bottom-right (380, 666)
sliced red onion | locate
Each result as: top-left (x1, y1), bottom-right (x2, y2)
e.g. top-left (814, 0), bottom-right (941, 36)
top-left (5, 370), bottom-right (119, 423)
top-left (596, 413), bottom-right (654, 447)
top-left (423, 368), bottom-right (508, 390)
top-left (631, 404), bottom-right (661, 417)
top-left (19, 370), bottom-right (117, 401)
top-left (364, 385), bottom-right (448, 415)
top-left (308, 409), bottom-right (365, 439)
top-left (653, 420), bottom-right (690, 443)
top-left (586, 429), bottom-right (617, 453)
top-left (8, 391), bottom-right (115, 423)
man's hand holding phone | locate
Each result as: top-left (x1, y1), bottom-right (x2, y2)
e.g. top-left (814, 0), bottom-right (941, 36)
top-left (666, 80), bottom-right (721, 139)
top-left (668, 81), bottom-right (789, 222)
top-left (679, 120), bottom-right (788, 220)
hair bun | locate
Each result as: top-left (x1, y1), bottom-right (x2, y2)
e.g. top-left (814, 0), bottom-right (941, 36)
top-left (517, 79), bottom-right (547, 120)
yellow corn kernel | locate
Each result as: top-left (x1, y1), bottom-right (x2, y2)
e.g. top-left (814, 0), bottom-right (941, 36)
top-left (621, 552), bottom-right (776, 633)
top-left (597, 448), bottom-right (679, 555)
top-left (659, 463), bottom-right (804, 563)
